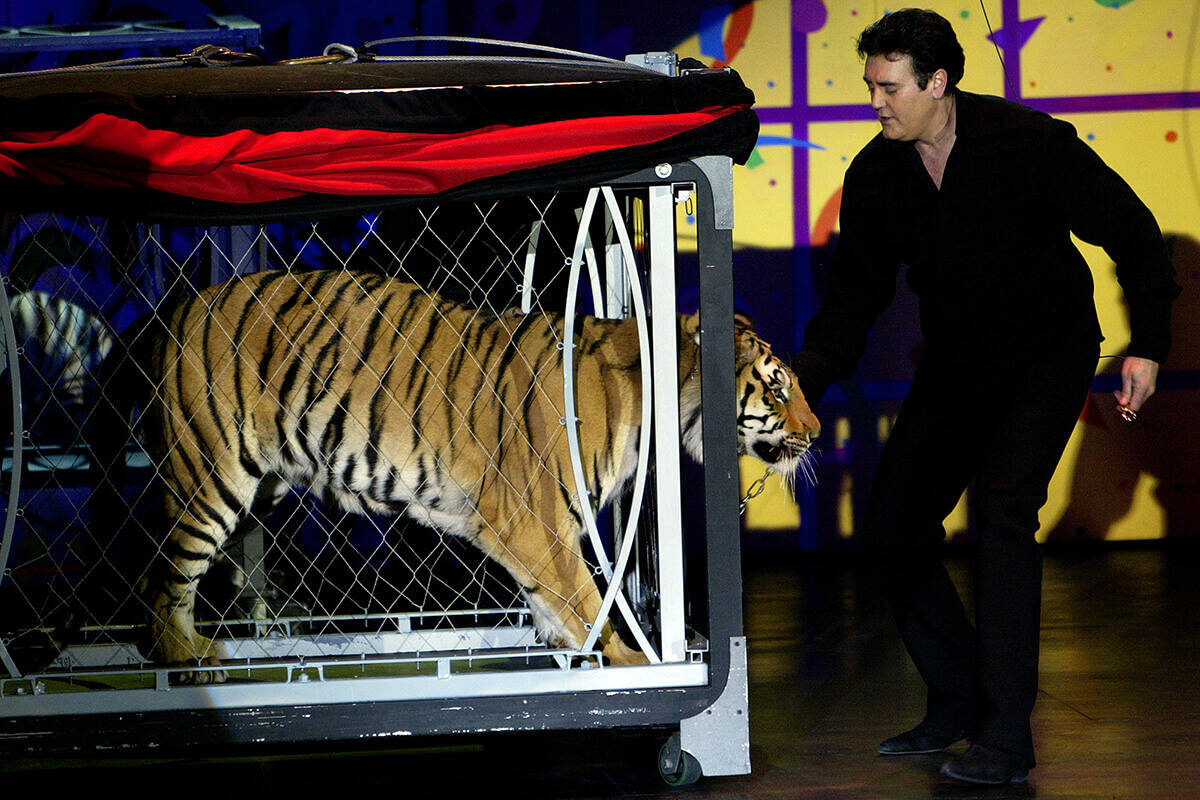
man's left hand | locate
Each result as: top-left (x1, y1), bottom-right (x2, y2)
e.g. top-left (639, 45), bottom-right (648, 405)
top-left (1114, 356), bottom-right (1160, 414)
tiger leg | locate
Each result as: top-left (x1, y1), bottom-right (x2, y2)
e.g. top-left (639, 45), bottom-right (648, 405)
top-left (489, 521), bottom-right (648, 666)
top-left (223, 474), bottom-right (288, 621)
top-left (149, 466), bottom-right (261, 685)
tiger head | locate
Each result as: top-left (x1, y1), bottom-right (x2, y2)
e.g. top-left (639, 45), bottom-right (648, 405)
top-left (731, 313), bottom-right (821, 480)
top-left (678, 313), bottom-right (821, 482)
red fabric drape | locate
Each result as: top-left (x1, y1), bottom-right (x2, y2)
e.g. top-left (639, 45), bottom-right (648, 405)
top-left (0, 106), bottom-right (747, 203)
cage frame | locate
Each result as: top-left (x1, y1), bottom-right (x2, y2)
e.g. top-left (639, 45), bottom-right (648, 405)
top-left (0, 155), bottom-right (749, 776)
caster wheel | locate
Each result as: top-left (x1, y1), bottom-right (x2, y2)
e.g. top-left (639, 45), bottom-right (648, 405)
top-left (658, 731), bottom-right (703, 787)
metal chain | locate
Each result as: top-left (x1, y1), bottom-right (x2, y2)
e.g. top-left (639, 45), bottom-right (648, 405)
top-left (739, 466), bottom-right (776, 515)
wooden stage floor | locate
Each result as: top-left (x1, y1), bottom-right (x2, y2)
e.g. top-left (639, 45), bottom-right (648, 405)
top-left (4, 543), bottom-right (1198, 798)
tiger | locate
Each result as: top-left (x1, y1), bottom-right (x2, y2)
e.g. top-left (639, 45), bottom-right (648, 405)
top-left (115, 268), bottom-right (820, 683)
top-left (6, 290), bottom-right (113, 444)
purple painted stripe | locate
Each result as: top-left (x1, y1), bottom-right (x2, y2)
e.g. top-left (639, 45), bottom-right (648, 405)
top-left (757, 90), bottom-right (1200, 130)
top-left (755, 107), bottom-right (793, 124)
top-left (759, 104), bottom-right (875, 124)
top-left (790, 24), bottom-right (819, 550)
top-left (1004, 0), bottom-right (1022, 102)
top-left (1027, 91), bottom-right (1200, 115)
top-left (793, 25), bottom-right (809, 251)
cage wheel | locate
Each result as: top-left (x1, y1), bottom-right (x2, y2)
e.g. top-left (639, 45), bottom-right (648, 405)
top-left (658, 731), bottom-right (703, 787)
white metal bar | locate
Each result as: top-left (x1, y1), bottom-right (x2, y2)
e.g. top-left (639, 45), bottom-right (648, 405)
top-left (579, 187), bottom-right (657, 657)
top-left (647, 183), bottom-right (687, 663)
top-left (602, 219), bottom-right (635, 601)
top-left (0, 661), bottom-right (708, 718)
top-left (563, 189), bottom-right (659, 663)
top-left (520, 218), bottom-right (541, 313)
top-left (53, 626), bottom-right (541, 668)
top-left (586, 238), bottom-right (605, 318)
top-left (604, 242), bottom-right (627, 319)
top-left (572, 206), bottom-right (607, 315)
top-left (224, 626), bottom-right (540, 660)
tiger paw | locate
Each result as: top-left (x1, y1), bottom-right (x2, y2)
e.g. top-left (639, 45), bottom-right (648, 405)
top-left (159, 634), bottom-right (228, 684)
top-left (171, 657), bottom-right (229, 685)
top-left (603, 638), bottom-right (651, 666)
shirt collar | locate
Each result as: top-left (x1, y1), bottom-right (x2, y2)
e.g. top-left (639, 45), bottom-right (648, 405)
top-left (951, 90), bottom-right (978, 143)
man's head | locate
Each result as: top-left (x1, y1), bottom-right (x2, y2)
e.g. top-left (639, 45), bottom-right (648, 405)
top-left (857, 8), bottom-right (964, 92)
top-left (858, 9), bottom-right (964, 142)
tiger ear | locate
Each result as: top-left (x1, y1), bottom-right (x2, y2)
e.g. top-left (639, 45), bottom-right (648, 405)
top-left (733, 311), bottom-right (765, 365)
top-left (680, 312), bottom-right (701, 345)
top-left (733, 311), bottom-right (756, 335)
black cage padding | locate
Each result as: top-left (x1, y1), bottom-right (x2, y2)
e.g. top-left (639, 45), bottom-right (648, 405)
top-left (0, 59), bottom-right (759, 223)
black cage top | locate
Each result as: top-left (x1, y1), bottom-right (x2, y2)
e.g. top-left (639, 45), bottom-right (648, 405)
top-left (0, 58), bottom-right (758, 222)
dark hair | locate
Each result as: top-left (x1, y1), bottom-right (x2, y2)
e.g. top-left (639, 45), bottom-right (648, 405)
top-left (857, 8), bottom-right (965, 92)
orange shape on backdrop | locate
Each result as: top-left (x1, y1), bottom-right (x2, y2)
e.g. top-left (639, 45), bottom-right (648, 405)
top-left (812, 186), bottom-right (843, 247)
top-left (710, 5), bottom-right (755, 69)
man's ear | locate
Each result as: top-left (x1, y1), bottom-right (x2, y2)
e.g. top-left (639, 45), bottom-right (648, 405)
top-left (930, 67), bottom-right (949, 99)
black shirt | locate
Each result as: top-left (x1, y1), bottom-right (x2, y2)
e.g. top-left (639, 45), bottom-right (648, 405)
top-left (792, 90), bottom-right (1180, 406)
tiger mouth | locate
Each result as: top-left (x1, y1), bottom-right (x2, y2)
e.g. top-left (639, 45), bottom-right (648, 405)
top-left (752, 436), bottom-right (808, 466)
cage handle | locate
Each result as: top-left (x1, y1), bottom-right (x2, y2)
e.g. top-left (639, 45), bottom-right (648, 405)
top-left (361, 36), bottom-right (644, 69)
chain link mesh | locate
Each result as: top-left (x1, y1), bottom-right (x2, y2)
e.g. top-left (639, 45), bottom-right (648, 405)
top-left (1, 191), bottom-right (663, 685)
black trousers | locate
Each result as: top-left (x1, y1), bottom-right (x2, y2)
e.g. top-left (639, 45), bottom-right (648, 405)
top-left (865, 342), bottom-right (1099, 768)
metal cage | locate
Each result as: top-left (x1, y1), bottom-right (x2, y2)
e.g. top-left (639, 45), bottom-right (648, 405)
top-left (0, 157), bottom-right (748, 780)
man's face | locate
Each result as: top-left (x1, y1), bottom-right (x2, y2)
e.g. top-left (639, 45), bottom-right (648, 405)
top-left (863, 53), bottom-right (944, 142)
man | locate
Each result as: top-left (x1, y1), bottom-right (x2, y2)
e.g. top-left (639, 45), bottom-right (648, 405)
top-left (790, 8), bottom-right (1180, 786)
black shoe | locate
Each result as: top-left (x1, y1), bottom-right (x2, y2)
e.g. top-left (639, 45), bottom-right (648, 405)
top-left (877, 721), bottom-right (971, 755)
top-left (940, 744), bottom-right (1030, 785)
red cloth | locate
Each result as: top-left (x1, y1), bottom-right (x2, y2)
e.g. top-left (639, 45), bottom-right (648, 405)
top-left (0, 106), bottom-right (746, 203)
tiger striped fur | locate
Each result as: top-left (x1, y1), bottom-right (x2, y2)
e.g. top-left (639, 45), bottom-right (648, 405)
top-left (135, 269), bottom-right (820, 683)
top-left (8, 291), bottom-right (113, 444)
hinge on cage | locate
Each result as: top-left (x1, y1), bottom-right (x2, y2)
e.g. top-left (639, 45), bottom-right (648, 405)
top-left (624, 52), bottom-right (678, 76)
top-left (675, 186), bottom-right (694, 217)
